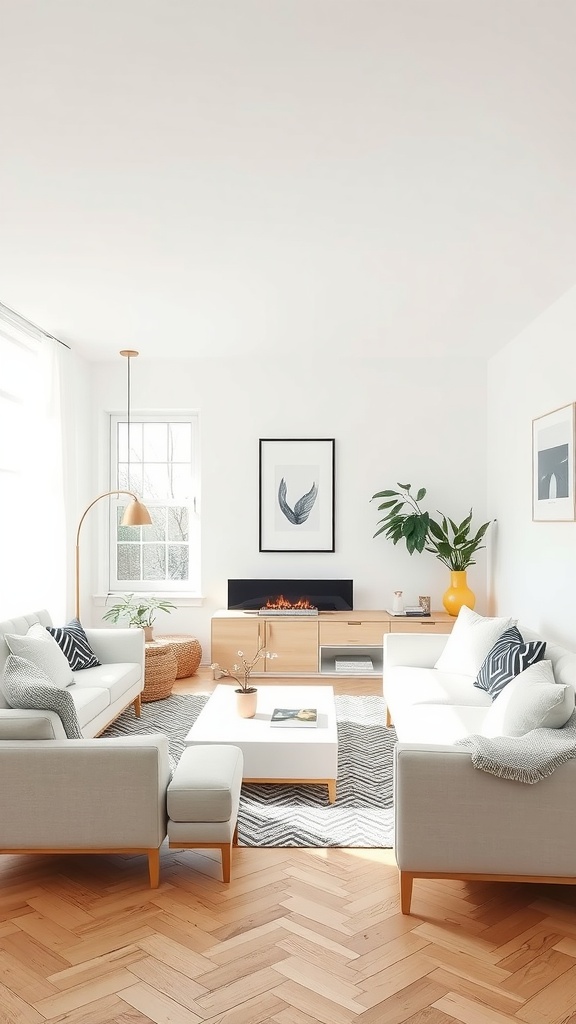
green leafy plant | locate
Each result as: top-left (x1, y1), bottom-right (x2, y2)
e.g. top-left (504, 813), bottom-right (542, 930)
top-left (102, 594), bottom-right (177, 628)
top-left (371, 482), bottom-right (492, 571)
top-left (210, 644), bottom-right (278, 692)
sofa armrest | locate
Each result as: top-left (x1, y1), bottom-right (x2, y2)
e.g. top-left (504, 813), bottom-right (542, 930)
top-left (0, 709), bottom-right (67, 740)
top-left (384, 632), bottom-right (451, 669)
top-left (0, 734), bottom-right (171, 848)
top-left (394, 742), bottom-right (576, 877)
top-left (84, 627), bottom-right (145, 671)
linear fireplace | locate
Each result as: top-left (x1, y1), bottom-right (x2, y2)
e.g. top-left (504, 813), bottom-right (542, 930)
top-left (227, 578), bottom-right (353, 612)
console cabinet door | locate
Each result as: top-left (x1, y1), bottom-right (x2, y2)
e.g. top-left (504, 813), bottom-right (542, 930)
top-left (211, 618), bottom-right (264, 670)
top-left (264, 619), bottom-right (319, 673)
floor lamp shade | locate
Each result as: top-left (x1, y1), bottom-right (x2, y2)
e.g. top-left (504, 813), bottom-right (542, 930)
top-left (75, 490), bottom-right (152, 621)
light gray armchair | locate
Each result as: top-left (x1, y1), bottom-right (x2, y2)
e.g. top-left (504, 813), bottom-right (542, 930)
top-left (0, 733), bottom-right (171, 886)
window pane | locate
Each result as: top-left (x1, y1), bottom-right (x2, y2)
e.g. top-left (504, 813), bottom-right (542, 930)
top-left (143, 544), bottom-right (166, 580)
top-left (124, 464), bottom-right (143, 495)
top-left (143, 422), bottom-right (167, 462)
top-left (168, 506), bottom-right (189, 541)
top-left (169, 464), bottom-right (193, 499)
top-left (143, 464), bottom-right (170, 500)
top-left (168, 545), bottom-right (189, 579)
top-left (128, 422), bottom-right (143, 462)
top-left (168, 423), bottom-right (192, 462)
top-left (148, 506), bottom-right (166, 542)
top-left (118, 544), bottom-right (141, 579)
top-left (118, 422), bottom-right (128, 463)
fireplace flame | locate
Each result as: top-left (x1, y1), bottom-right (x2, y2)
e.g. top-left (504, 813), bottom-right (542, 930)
top-left (263, 595), bottom-right (316, 610)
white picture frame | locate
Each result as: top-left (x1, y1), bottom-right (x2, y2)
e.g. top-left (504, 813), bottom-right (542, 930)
top-left (532, 403), bottom-right (576, 521)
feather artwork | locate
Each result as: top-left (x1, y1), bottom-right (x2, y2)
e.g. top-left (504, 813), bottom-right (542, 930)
top-left (278, 477), bottom-right (318, 525)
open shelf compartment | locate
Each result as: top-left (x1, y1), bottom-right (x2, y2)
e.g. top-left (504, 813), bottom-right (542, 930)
top-left (319, 645), bottom-right (383, 676)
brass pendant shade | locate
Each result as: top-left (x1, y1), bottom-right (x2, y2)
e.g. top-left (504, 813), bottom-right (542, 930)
top-left (121, 497), bottom-right (152, 527)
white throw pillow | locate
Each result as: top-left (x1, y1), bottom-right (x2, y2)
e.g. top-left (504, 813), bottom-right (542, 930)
top-left (5, 623), bottom-right (74, 688)
top-left (481, 660), bottom-right (575, 738)
top-left (434, 606), bottom-right (516, 678)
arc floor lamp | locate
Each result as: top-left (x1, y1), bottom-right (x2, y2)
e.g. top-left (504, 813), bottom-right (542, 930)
top-left (75, 351), bottom-right (152, 620)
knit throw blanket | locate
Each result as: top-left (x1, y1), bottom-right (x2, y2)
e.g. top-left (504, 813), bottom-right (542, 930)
top-left (457, 711), bottom-right (576, 784)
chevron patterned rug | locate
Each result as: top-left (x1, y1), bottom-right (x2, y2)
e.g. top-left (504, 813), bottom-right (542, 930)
top-left (103, 692), bottom-right (395, 848)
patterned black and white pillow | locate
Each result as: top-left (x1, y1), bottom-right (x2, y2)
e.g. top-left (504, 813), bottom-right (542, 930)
top-left (474, 626), bottom-right (546, 700)
top-left (1, 654), bottom-right (83, 738)
top-left (46, 619), bottom-right (101, 671)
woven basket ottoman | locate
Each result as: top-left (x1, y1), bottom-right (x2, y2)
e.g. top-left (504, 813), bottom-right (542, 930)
top-left (158, 634), bottom-right (202, 678)
top-left (143, 640), bottom-right (178, 702)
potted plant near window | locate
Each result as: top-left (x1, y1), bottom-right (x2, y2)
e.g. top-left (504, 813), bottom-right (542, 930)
top-left (102, 594), bottom-right (177, 641)
top-left (210, 644), bottom-right (278, 718)
top-left (370, 483), bottom-right (492, 615)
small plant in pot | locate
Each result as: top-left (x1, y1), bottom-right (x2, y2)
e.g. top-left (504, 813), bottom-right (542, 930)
top-left (210, 644), bottom-right (278, 718)
top-left (102, 594), bottom-right (177, 641)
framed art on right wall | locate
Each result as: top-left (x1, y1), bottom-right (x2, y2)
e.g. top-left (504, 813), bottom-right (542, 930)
top-left (532, 403), bottom-right (576, 521)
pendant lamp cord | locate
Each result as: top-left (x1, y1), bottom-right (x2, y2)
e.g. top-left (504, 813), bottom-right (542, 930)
top-left (120, 349), bottom-right (139, 495)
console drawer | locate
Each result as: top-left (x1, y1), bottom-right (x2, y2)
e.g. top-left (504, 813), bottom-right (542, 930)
top-left (391, 619), bottom-right (453, 634)
top-left (319, 620), bottom-right (389, 646)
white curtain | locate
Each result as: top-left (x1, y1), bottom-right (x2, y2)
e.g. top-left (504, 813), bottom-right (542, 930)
top-left (0, 330), bottom-right (67, 620)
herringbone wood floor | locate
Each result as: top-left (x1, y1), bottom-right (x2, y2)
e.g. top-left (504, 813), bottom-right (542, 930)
top-left (3, 669), bottom-right (576, 1024)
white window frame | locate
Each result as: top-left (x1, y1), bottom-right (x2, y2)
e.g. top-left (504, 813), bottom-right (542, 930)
top-left (108, 411), bottom-right (200, 595)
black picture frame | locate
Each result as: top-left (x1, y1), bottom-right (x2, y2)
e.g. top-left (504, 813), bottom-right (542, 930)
top-left (259, 438), bottom-right (335, 552)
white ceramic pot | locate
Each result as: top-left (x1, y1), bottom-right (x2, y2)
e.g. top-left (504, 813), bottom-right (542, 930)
top-left (236, 687), bottom-right (257, 718)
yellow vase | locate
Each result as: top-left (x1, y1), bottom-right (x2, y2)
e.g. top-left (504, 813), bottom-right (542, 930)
top-left (443, 570), bottom-right (475, 616)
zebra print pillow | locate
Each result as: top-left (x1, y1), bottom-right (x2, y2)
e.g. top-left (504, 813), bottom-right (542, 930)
top-left (474, 626), bottom-right (546, 700)
top-left (1, 655), bottom-right (83, 738)
top-left (46, 619), bottom-right (101, 671)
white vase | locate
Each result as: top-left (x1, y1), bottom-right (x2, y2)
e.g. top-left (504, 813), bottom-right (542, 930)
top-left (392, 591), bottom-right (404, 614)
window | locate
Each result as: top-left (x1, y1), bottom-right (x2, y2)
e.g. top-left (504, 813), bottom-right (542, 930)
top-left (109, 413), bottom-right (200, 594)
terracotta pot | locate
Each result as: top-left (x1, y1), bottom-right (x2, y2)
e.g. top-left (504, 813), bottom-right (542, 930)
top-left (143, 625), bottom-right (154, 642)
top-left (443, 570), bottom-right (475, 616)
top-left (236, 687), bottom-right (257, 718)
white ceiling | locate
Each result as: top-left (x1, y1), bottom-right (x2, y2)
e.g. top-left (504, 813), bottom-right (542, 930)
top-left (1, 0), bottom-right (576, 362)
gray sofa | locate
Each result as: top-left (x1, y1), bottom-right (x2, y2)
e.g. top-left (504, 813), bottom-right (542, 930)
top-left (0, 610), bottom-right (170, 886)
top-left (384, 625), bottom-right (576, 914)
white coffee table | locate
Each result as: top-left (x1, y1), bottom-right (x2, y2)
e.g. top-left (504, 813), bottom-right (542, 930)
top-left (184, 684), bottom-right (338, 802)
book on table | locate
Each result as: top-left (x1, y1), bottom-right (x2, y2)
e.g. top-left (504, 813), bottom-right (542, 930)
top-left (270, 707), bottom-right (318, 727)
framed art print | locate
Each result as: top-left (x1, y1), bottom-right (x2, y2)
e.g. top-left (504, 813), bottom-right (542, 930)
top-left (259, 438), bottom-right (335, 552)
top-left (532, 403), bottom-right (576, 521)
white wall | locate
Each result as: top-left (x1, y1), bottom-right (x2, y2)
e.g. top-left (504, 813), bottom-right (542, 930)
top-left (488, 284), bottom-right (576, 647)
top-left (72, 356), bottom-right (488, 660)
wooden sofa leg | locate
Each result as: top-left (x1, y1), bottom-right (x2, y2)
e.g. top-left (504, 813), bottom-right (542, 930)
top-left (133, 694), bottom-right (142, 718)
top-left (386, 707), bottom-right (392, 728)
top-left (221, 843), bottom-right (232, 883)
top-left (148, 847), bottom-right (160, 888)
top-left (233, 823), bottom-right (239, 846)
top-left (400, 871), bottom-right (414, 914)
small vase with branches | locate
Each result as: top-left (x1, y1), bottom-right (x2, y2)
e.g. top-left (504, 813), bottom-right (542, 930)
top-left (211, 644), bottom-right (278, 718)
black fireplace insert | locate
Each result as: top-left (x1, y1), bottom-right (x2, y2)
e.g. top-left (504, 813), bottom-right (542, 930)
top-left (227, 578), bottom-right (353, 612)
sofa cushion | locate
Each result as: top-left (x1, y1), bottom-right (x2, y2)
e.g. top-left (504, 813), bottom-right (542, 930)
top-left (392, 703), bottom-right (489, 744)
top-left (1, 655), bottom-right (82, 738)
top-left (46, 619), bottom-right (101, 671)
top-left (68, 686), bottom-right (111, 729)
top-left (71, 662), bottom-right (141, 704)
top-left (480, 660), bottom-right (575, 738)
top-left (5, 623), bottom-right (73, 688)
top-left (434, 606), bottom-right (516, 678)
top-left (474, 626), bottom-right (547, 699)
top-left (386, 666), bottom-right (492, 708)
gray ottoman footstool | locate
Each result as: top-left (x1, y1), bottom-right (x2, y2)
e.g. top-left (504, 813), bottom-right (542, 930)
top-left (167, 744), bottom-right (243, 882)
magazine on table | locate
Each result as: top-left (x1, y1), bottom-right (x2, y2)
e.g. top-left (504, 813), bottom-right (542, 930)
top-left (270, 707), bottom-right (318, 728)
